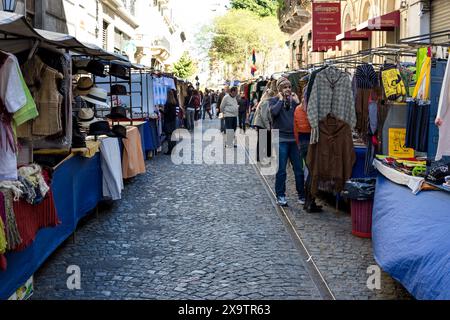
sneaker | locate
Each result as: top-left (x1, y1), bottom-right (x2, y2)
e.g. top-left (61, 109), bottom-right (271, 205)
top-left (298, 198), bottom-right (306, 205)
top-left (276, 196), bottom-right (288, 207)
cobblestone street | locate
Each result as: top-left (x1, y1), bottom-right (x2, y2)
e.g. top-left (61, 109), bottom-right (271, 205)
top-left (33, 120), bottom-right (411, 300)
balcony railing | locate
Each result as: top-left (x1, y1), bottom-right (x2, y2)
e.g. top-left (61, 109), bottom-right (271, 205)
top-left (278, 0), bottom-right (311, 34)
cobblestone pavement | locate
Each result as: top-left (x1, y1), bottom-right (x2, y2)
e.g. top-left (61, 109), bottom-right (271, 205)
top-left (33, 119), bottom-right (412, 300)
top-left (32, 120), bottom-right (323, 300)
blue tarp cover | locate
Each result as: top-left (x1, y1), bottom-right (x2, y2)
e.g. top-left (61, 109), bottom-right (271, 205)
top-left (373, 175), bottom-right (450, 300)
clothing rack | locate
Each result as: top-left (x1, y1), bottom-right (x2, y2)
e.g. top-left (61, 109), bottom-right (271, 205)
top-left (399, 29), bottom-right (450, 48)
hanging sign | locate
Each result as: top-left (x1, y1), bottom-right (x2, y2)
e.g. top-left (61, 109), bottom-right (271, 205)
top-left (312, 2), bottom-right (342, 52)
top-left (388, 128), bottom-right (415, 158)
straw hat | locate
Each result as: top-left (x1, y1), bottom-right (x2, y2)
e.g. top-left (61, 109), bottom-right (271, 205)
top-left (80, 87), bottom-right (109, 107)
top-left (74, 77), bottom-right (94, 96)
top-left (77, 108), bottom-right (101, 129)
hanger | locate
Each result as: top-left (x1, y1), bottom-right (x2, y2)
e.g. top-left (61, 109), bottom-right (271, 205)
top-left (27, 40), bottom-right (41, 61)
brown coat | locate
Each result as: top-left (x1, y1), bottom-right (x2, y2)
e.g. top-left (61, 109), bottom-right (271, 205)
top-left (18, 55), bottom-right (63, 137)
top-left (306, 115), bottom-right (355, 196)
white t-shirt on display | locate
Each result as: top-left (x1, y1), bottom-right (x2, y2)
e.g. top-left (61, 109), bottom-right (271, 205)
top-left (0, 51), bottom-right (27, 181)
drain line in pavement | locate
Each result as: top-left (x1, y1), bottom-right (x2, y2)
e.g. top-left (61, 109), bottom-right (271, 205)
top-left (236, 135), bottom-right (336, 300)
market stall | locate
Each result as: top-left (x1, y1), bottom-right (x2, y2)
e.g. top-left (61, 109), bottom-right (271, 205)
top-left (0, 12), bottom-right (149, 299)
top-left (368, 31), bottom-right (450, 300)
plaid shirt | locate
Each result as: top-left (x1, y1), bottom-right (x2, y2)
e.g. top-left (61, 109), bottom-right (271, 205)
top-left (307, 67), bottom-right (356, 143)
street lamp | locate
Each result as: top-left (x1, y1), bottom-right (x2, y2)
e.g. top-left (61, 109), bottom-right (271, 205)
top-left (2, 0), bottom-right (17, 12)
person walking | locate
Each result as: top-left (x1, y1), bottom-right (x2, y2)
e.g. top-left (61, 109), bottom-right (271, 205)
top-left (184, 86), bottom-right (196, 131)
top-left (161, 89), bottom-right (178, 155)
top-left (269, 76), bottom-right (305, 207)
top-left (253, 89), bottom-right (275, 162)
top-left (217, 88), bottom-right (227, 133)
top-left (220, 86), bottom-right (239, 148)
top-left (248, 92), bottom-right (259, 128)
top-left (202, 89), bottom-right (213, 120)
top-left (238, 92), bottom-right (248, 132)
top-left (211, 91), bottom-right (218, 118)
top-left (294, 89), bottom-right (323, 213)
top-left (195, 90), bottom-right (203, 122)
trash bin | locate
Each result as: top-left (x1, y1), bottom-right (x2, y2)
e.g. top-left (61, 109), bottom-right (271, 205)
top-left (343, 179), bottom-right (376, 239)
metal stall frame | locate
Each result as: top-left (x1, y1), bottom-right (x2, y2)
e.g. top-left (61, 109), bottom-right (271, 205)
top-left (92, 60), bottom-right (147, 127)
top-left (399, 30), bottom-right (450, 48)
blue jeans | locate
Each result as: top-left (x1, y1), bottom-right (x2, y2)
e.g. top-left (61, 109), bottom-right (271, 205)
top-left (186, 108), bottom-right (195, 130)
top-left (275, 141), bottom-right (305, 199)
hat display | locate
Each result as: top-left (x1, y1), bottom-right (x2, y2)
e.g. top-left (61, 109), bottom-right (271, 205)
top-left (110, 84), bottom-right (128, 96)
top-left (80, 87), bottom-right (110, 108)
top-left (88, 120), bottom-right (115, 137)
top-left (77, 108), bottom-right (100, 129)
top-left (111, 125), bottom-right (127, 139)
top-left (84, 60), bottom-right (107, 77)
top-left (105, 106), bottom-right (130, 120)
top-left (74, 77), bottom-right (94, 96)
top-left (109, 63), bottom-right (129, 80)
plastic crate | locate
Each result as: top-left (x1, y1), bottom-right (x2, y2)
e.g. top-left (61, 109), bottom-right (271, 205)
top-left (350, 199), bottom-right (373, 238)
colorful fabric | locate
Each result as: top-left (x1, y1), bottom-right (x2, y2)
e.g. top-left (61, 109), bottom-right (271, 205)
top-left (1, 190), bottom-right (22, 251)
top-left (0, 217), bottom-right (6, 255)
top-left (0, 51), bottom-right (27, 181)
top-left (413, 56), bottom-right (431, 101)
top-left (13, 64), bottom-right (38, 127)
top-left (381, 67), bottom-right (407, 101)
top-left (415, 47), bottom-right (428, 82)
top-left (122, 126), bottom-right (146, 179)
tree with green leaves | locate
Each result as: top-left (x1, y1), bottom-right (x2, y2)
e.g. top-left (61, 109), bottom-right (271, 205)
top-left (171, 52), bottom-right (197, 79)
top-left (206, 9), bottom-right (287, 79)
top-left (229, 0), bottom-right (279, 17)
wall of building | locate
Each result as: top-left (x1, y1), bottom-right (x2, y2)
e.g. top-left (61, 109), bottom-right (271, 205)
top-left (286, 0), bottom-right (429, 68)
top-left (134, 0), bottom-right (185, 69)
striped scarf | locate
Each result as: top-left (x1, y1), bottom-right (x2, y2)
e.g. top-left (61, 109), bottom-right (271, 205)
top-left (355, 64), bottom-right (378, 89)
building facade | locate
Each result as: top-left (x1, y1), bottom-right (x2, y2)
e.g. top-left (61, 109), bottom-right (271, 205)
top-left (134, 0), bottom-right (186, 70)
top-left (279, 0), bottom-right (440, 70)
top-left (4, 0), bottom-right (185, 67)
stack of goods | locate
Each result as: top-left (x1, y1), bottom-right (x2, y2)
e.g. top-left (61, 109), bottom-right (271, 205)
top-left (377, 155), bottom-right (427, 177)
top-left (0, 164), bottom-right (59, 271)
top-left (425, 161), bottom-right (450, 191)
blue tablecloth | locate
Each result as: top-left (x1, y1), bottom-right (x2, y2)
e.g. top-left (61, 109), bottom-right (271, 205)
top-left (0, 154), bottom-right (102, 299)
top-left (373, 175), bottom-right (450, 300)
top-left (137, 121), bottom-right (157, 157)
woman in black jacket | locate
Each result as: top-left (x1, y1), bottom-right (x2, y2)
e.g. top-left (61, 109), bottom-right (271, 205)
top-left (161, 89), bottom-right (178, 155)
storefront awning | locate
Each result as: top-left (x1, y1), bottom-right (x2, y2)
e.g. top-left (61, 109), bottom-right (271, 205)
top-left (336, 29), bottom-right (371, 41)
top-left (356, 10), bottom-right (400, 32)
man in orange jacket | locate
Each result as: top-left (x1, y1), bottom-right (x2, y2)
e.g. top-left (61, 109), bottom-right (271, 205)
top-left (293, 93), bottom-right (323, 213)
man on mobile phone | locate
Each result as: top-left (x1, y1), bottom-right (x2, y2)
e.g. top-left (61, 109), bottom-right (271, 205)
top-left (269, 76), bottom-right (305, 208)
